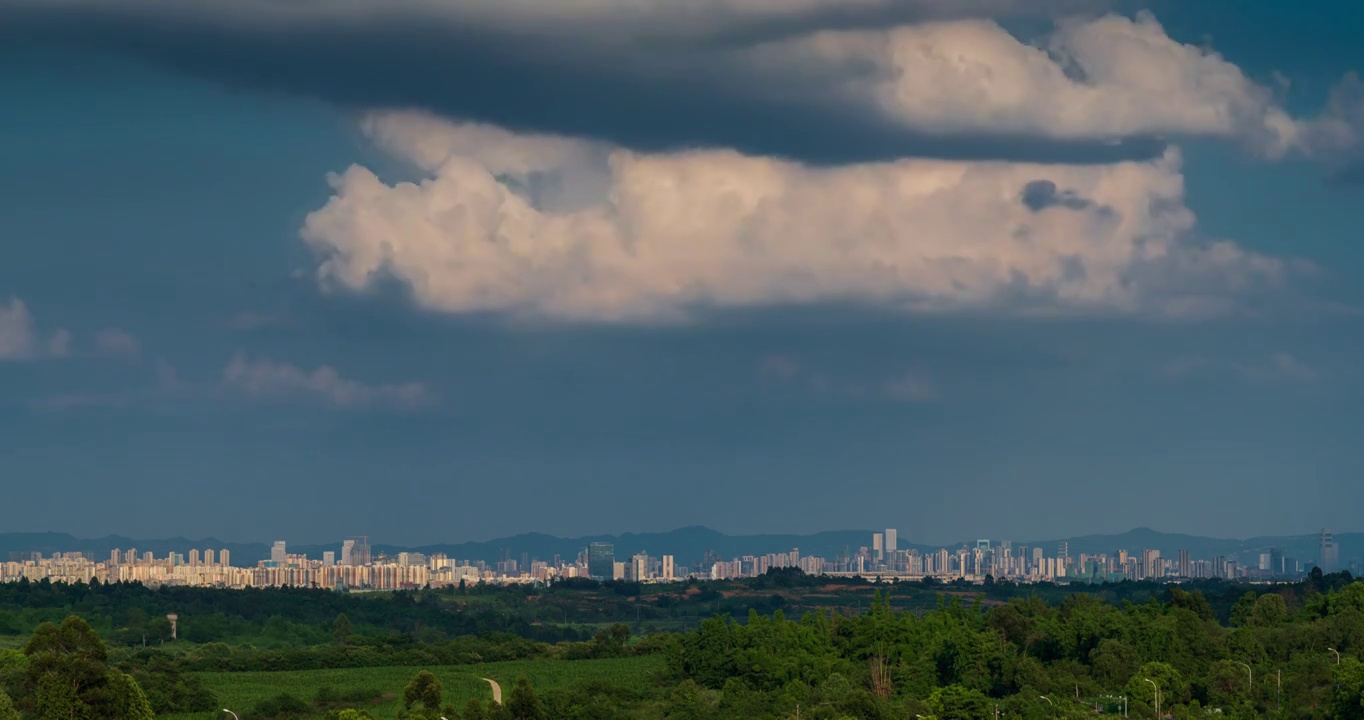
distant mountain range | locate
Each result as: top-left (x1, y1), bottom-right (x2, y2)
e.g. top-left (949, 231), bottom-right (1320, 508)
top-left (1, 526), bottom-right (1356, 568)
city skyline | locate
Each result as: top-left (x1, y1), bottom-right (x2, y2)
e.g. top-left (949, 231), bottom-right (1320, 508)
top-left (4, 526), bottom-right (1350, 591)
top-left (2, 1), bottom-right (1362, 543)
top-left (2, 524), bottom-right (1355, 568)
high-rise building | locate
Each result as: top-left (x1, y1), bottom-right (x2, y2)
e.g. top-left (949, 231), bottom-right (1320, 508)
top-left (1321, 529), bottom-right (1340, 573)
top-left (872, 533), bottom-right (884, 561)
top-left (1178, 549), bottom-right (1191, 578)
top-left (220, 549), bottom-right (230, 568)
top-left (189, 549), bottom-right (201, 567)
top-left (885, 529), bottom-right (898, 554)
top-left (345, 536), bottom-right (371, 566)
top-left (271, 541), bottom-right (287, 565)
top-left (1057, 541), bottom-right (1069, 568)
top-left (588, 542), bottom-right (615, 581)
top-left (109, 549), bottom-right (120, 565)
top-left (341, 539), bottom-right (355, 566)
top-left (323, 551), bottom-right (336, 566)
top-left (631, 553), bottom-right (649, 582)
top-left (205, 549), bottom-right (215, 567)
top-left (662, 555), bottom-right (675, 581)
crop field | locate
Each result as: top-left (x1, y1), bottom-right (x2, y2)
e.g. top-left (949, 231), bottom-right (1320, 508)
top-left (160, 654), bottom-right (666, 719)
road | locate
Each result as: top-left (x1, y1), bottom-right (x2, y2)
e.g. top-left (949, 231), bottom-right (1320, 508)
top-left (483, 677), bottom-right (502, 704)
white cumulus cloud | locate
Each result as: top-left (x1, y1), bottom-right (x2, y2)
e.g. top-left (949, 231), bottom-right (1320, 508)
top-left (749, 12), bottom-right (1305, 154)
top-left (222, 352), bottom-right (432, 410)
top-left (300, 112), bottom-right (1292, 323)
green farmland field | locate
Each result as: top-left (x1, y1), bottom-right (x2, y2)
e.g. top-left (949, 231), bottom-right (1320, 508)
top-left (161, 654), bottom-right (666, 719)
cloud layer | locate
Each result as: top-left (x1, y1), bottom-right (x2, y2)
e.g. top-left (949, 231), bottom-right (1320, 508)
top-left (5, 2), bottom-right (1355, 164)
top-left (0, 298), bottom-right (71, 360)
top-left (301, 112), bottom-right (1291, 322)
top-left (222, 352), bottom-right (432, 410)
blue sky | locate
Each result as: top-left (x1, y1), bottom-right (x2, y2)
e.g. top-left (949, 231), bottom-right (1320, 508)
top-left (0, 0), bottom-right (1360, 546)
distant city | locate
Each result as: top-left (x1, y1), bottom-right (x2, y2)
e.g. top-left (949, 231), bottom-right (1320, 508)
top-left (1, 528), bottom-right (1349, 591)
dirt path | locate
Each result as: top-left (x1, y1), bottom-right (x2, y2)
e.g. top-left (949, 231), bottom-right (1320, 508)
top-left (483, 677), bottom-right (502, 704)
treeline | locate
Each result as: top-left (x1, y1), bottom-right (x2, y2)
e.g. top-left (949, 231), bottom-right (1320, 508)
top-left (4, 572), bottom-right (1336, 653)
top-left (659, 572), bottom-right (1364, 719)
top-left (0, 579), bottom-right (589, 647)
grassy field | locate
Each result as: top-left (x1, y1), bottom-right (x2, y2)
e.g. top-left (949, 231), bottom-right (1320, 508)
top-left (161, 655), bottom-right (666, 719)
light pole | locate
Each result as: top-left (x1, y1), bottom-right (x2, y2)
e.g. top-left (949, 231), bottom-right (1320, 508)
top-left (1238, 662), bottom-right (1253, 692)
top-left (1273, 669), bottom-right (1281, 714)
top-left (1330, 648), bottom-right (1341, 664)
top-left (223, 710), bottom-right (239, 720)
top-left (1144, 678), bottom-right (1160, 720)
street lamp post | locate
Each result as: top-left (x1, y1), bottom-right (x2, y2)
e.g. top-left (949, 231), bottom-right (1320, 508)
top-left (223, 710), bottom-right (239, 720)
top-left (1238, 662), bottom-right (1253, 692)
top-left (1144, 679), bottom-right (1160, 720)
top-left (1330, 648), bottom-right (1341, 664)
top-left (1276, 669), bottom-right (1281, 714)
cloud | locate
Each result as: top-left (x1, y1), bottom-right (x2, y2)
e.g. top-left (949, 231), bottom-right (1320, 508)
top-left (0, 297), bottom-right (71, 360)
top-left (222, 352), bottom-right (432, 410)
top-left (759, 354), bottom-right (937, 402)
top-left (1296, 73), bottom-right (1364, 183)
top-left (94, 328), bottom-right (142, 362)
top-left (1162, 352), bottom-right (1317, 383)
top-left (300, 112), bottom-right (1294, 323)
top-left (4, 3), bottom-right (1346, 164)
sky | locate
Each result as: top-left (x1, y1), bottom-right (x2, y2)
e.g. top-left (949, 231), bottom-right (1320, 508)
top-left (0, 0), bottom-right (1361, 547)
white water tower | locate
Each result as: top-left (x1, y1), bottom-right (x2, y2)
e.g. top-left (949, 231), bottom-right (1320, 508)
top-left (166, 614), bottom-right (178, 640)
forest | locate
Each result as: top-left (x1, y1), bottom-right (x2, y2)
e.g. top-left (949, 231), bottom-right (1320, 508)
top-left (1, 570), bottom-right (1363, 718)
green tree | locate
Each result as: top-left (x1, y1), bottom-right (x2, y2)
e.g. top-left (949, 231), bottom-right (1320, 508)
top-left (1330, 657), bottom-right (1364, 720)
top-left (33, 672), bottom-right (89, 720)
top-left (506, 677), bottom-right (545, 720)
top-left (929, 684), bottom-right (992, 720)
top-left (403, 671), bottom-right (443, 715)
top-left (463, 699), bottom-right (488, 720)
top-left (333, 613), bottom-right (353, 646)
top-left (0, 689), bottom-right (19, 720)
top-left (106, 671), bottom-right (156, 720)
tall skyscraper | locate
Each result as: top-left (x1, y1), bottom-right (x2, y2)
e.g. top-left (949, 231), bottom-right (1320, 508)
top-left (1057, 541), bottom-right (1069, 568)
top-left (662, 555), bottom-right (675, 581)
top-left (323, 551), bottom-right (336, 566)
top-left (872, 533), bottom-right (884, 561)
top-left (348, 536), bottom-right (371, 566)
top-left (271, 541), bottom-right (286, 565)
top-left (588, 542), bottom-right (615, 581)
top-left (341, 539), bottom-right (355, 566)
top-left (1321, 529), bottom-right (1340, 573)
top-left (1178, 549), bottom-right (1191, 577)
top-left (205, 549), bottom-right (215, 567)
top-left (220, 549), bottom-right (230, 568)
top-left (885, 529), bottom-right (898, 554)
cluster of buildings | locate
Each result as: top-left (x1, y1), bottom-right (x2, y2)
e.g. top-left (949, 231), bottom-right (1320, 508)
top-left (0, 530), bottom-right (1347, 590)
top-left (825, 528), bottom-right (1345, 583)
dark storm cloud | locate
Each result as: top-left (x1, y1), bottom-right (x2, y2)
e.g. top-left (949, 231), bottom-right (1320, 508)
top-left (1020, 180), bottom-right (1095, 211)
top-left (0, 1), bottom-right (1164, 166)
